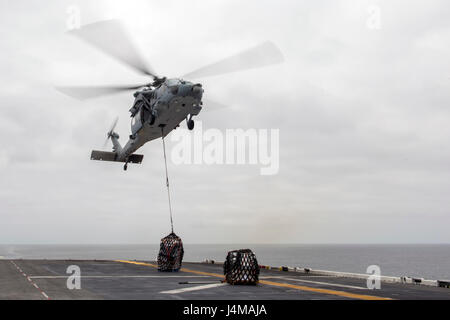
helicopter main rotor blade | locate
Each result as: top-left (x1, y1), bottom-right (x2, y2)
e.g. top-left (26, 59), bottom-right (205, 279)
top-left (69, 20), bottom-right (158, 78)
top-left (182, 41), bottom-right (284, 79)
top-left (202, 98), bottom-right (228, 112)
top-left (55, 85), bottom-right (144, 100)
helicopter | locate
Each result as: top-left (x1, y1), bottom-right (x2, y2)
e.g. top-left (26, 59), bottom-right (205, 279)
top-left (57, 20), bottom-right (284, 170)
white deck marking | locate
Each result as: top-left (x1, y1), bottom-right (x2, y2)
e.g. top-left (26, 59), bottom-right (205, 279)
top-left (268, 276), bottom-right (367, 290)
top-left (29, 275), bottom-right (209, 279)
top-left (10, 261), bottom-right (51, 300)
top-left (160, 283), bottom-right (227, 294)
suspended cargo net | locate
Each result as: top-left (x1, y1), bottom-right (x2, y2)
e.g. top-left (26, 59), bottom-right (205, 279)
top-left (223, 249), bottom-right (260, 285)
top-left (157, 233), bottom-right (184, 272)
top-left (157, 129), bottom-right (184, 272)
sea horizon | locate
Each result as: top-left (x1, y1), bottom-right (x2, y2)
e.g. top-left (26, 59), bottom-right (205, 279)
top-left (1, 244), bottom-right (449, 280)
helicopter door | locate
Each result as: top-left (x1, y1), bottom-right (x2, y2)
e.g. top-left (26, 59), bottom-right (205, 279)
top-left (131, 104), bottom-right (144, 135)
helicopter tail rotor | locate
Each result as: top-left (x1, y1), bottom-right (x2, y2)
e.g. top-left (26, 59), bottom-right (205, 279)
top-left (104, 117), bottom-right (119, 149)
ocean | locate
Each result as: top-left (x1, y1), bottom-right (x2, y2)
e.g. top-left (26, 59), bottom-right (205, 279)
top-left (1, 244), bottom-right (449, 280)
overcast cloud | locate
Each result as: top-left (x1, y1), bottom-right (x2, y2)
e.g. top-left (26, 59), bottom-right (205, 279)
top-left (0, 0), bottom-right (449, 244)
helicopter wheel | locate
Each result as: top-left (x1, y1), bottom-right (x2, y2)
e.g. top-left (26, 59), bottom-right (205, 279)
top-left (187, 119), bottom-right (195, 131)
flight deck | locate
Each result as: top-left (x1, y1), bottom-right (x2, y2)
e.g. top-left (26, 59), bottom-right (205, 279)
top-left (1, 259), bottom-right (449, 300)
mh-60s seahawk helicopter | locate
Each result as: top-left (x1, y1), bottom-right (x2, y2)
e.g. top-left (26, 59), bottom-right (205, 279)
top-left (57, 20), bottom-right (283, 170)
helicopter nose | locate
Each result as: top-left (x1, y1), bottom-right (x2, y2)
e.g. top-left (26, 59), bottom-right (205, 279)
top-left (192, 84), bottom-right (203, 97)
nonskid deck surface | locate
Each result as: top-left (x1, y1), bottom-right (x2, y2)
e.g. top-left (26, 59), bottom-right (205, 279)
top-left (0, 260), bottom-right (449, 300)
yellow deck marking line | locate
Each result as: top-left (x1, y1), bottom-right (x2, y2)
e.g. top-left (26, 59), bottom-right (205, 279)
top-left (258, 279), bottom-right (391, 300)
top-left (265, 276), bottom-right (367, 290)
top-left (116, 260), bottom-right (158, 268)
top-left (115, 260), bottom-right (391, 300)
top-left (178, 267), bottom-right (228, 279)
top-left (115, 260), bottom-right (225, 278)
top-left (30, 275), bottom-right (209, 279)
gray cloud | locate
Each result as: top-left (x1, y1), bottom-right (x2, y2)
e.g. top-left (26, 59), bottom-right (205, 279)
top-left (0, 0), bottom-right (449, 244)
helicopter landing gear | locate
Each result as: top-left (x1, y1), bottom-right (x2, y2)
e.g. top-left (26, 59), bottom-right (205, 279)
top-left (187, 115), bottom-right (195, 131)
top-left (187, 120), bottom-right (195, 131)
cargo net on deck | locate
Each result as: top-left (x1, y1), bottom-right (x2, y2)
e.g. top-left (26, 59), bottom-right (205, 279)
top-left (223, 249), bottom-right (260, 285)
top-left (157, 233), bottom-right (184, 272)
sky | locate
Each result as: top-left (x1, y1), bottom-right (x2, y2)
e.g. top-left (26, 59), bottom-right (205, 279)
top-left (0, 0), bottom-right (449, 244)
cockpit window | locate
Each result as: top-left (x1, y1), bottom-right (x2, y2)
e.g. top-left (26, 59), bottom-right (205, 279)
top-left (165, 79), bottom-right (180, 87)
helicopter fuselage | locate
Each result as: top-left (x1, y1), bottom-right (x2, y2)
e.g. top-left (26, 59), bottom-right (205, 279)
top-left (113, 78), bottom-right (204, 162)
top-left (66, 20), bottom-right (282, 170)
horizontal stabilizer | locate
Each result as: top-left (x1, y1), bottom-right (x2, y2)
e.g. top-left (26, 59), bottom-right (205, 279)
top-left (91, 151), bottom-right (144, 164)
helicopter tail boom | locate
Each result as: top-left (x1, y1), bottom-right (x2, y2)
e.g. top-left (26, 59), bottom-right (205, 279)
top-left (90, 150), bottom-right (144, 164)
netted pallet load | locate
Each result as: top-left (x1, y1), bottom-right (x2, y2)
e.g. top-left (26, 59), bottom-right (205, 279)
top-left (223, 249), bottom-right (260, 285)
top-left (157, 233), bottom-right (184, 272)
